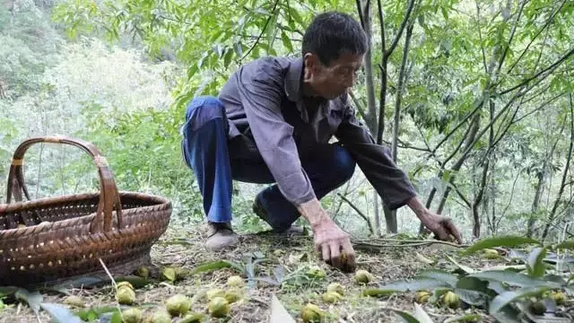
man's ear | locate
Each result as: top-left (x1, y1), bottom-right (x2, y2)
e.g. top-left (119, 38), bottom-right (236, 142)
top-left (303, 53), bottom-right (320, 81)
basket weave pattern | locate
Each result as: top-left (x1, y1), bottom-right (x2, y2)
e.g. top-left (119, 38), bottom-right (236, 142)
top-left (0, 136), bottom-right (172, 286)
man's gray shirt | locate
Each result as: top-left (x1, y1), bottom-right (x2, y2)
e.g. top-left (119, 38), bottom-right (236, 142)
top-left (218, 56), bottom-right (416, 210)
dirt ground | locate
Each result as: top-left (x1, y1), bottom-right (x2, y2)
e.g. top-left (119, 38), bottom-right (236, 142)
top-left (0, 222), bottom-right (497, 323)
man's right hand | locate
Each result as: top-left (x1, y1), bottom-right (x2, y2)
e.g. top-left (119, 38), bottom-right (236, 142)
top-left (297, 199), bottom-right (357, 272)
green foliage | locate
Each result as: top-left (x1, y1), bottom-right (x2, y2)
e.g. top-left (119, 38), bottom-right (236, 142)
top-left (377, 235), bottom-right (574, 320)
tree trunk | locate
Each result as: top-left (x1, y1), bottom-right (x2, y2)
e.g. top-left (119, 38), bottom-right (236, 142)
top-left (527, 171), bottom-right (545, 237)
top-left (360, 0), bottom-right (378, 134)
top-left (542, 95), bottom-right (574, 240)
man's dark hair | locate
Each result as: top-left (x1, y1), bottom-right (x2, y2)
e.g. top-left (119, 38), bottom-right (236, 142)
top-left (302, 11), bottom-right (368, 66)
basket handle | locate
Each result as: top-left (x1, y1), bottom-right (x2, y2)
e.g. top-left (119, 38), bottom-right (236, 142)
top-left (5, 135), bottom-right (123, 233)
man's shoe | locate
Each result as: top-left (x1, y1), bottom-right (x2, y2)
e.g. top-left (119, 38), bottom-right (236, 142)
top-left (205, 222), bottom-right (239, 251)
top-left (252, 196), bottom-right (305, 235)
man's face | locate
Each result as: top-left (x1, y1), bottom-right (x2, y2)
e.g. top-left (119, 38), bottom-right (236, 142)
top-left (304, 52), bottom-right (364, 100)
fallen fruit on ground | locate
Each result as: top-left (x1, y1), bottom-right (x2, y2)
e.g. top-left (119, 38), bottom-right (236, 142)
top-left (206, 288), bottom-right (225, 300)
top-left (208, 296), bottom-right (230, 318)
top-left (224, 288), bottom-right (243, 304)
top-left (482, 249), bottom-right (499, 259)
top-left (354, 269), bottom-right (374, 284)
top-left (552, 291), bottom-right (567, 305)
top-left (161, 267), bottom-right (177, 282)
top-left (441, 291), bottom-right (460, 309)
top-left (121, 307), bottom-right (142, 323)
top-left (136, 266), bottom-right (150, 279)
top-left (415, 291), bottom-right (431, 303)
top-left (149, 310), bottom-right (171, 323)
top-left (322, 291), bottom-right (342, 303)
top-left (301, 303), bottom-right (323, 322)
top-left (327, 282), bottom-right (344, 295)
top-left (531, 300), bottom-right (546, 315)
top-left (116, 281), bottom-right (135, 291)
top-left (116, 286), bottom-right (136, 305)
top-left (306, 266), bottom-right (326, 279)
top-left (227, 275), bottom-right (244, 288)
top-left (165, 294), bottom-right (191, 317)
top-left (63, 295), bottom-right (85, 308)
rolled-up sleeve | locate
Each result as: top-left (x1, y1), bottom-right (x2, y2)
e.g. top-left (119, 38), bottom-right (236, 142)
top-left (335, 96), bottom-right (417, 210)
top-left (236, 59), bottom-right (316, 206)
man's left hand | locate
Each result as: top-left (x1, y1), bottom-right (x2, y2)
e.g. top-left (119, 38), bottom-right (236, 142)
top-left (421, 211), bottom-right (463, 244)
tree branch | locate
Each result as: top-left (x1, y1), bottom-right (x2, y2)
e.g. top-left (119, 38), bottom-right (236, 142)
top-left (385, 0), bottom-right (416, 57)
top-left (506, 0), bottom-right (568, 75)
top-left (337, 193), bottom-right (375, 235)
top-left (239, 0), bottom-right (280, 61)
top-left (499, 47), bottom-right (574, 95)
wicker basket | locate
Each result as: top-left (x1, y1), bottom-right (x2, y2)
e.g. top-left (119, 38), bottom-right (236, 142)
top-left (0, 136), bottom-right (172, 287)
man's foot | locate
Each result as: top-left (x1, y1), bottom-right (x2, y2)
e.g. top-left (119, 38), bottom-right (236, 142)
top-left (205, 222), bottom-right (239, 251)
top-left (252, 196), bottom-right (305, 235)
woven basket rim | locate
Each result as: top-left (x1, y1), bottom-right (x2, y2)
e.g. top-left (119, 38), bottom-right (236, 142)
top-left (0, 190), bottom-right (170, 211)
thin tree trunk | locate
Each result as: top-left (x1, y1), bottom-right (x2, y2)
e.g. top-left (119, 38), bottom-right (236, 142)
top-left (542, 95), bottom-right (574, 240)
top-left (471, 100), bottom-right (495, 238)
top-left (356, 0), bottom-right (381, 235)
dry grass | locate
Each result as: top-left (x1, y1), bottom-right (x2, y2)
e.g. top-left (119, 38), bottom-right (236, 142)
top-left (0, 222), bottom-right (494, 323)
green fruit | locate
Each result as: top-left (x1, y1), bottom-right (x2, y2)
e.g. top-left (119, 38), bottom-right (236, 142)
top-left (224, 288), bottom-right (243, 304)
top-left (121, 308), bottom-right (142, 323)
top-left (150, 310), bottom-right (171, 323)
top-left (483, 249), bottom-right (499, 259)
top-left (161, 267), bottom-right (177, 282)
top-left (117, 281), bottom-right (135, 291)
top-left (165, 294), bottom-right (191, 317)
top-left (552, 291), bottom-right (567, 305)
top-left (136, 266), bottom-right (150, 279)
top-left (301, 303), bottom-right (323, 322)
top-left (354, 270), bottom-right (374, 284)
top-left (322, 291), bottom-right (342, 303)
top-left (415, 291), bottom-right (431, 303)
top-left (63, 295), bottom-right (85, 308)
top-left (442, 291), bottom-right (460, 309)
top-left (306, 266), bottom-right (326, 279)
top-left (227, 275), bottom-right (244, 288)
top-left (206, 288), bottom-right (225, 300)
top-left (116, 287), bottom-right (136, 305)
top-left (208, 296), bottom-right (230, 318)
top-left (327, 283), bottom-right (344, 295)
top-left (531, 301), bottom-right (546, 315)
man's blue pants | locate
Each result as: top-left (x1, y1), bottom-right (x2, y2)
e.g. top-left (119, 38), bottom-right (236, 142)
top-left (181, 96), bottom-right (356, 230)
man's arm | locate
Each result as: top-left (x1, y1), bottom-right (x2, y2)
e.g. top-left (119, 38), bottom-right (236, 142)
top-left (335, 96), bottom-right (462, 243)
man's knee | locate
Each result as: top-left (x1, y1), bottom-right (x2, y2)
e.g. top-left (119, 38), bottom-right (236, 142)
top-left (184, 96), bottom-right (226, 132)
top-left (332, 145), bottom-right (356, 184)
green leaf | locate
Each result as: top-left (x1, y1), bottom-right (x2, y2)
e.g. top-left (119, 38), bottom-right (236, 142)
top-left (453, 288), bottom-right (489, 306)
top-left (40, 303), bottom-right (83, 323)
top-left (441, 7), bottom-right (449, 20)
top-left (526, 247), bottom-right (548, 278)
top-left (553, 240), bottom-right (574, 250)
top-left (469, 270), bottom-right (560, 288)
top-left (15, 289), bottom-right (43, 315)
top-left (443, 314), bottom-right (482, 323)
top-left (115, 275), bottom-right (152, 289)
top-left (76, 306), bottom-right (119, 321)
top-left (378, 278), bottom-right (451, 292)
top-left (223, 48), bottom-right (233, 68)
top-left (269, 294), bottom-right (296, 323)
top-left (417, 270), bottom-right (458, 287)
top-left (445, 255), bottom-right (476, 274)
top-left (413, 303), bottom-right (433, 323)
top-left (490, 304), bottom-right (521, 323)
top-left (393, 309), bottom-right (421, 323)
top-left (280, 31), bottom-right (293, 52)
top-left (489, 287), bottom-right (549, 314)
top-left (361, 289), bottom-right (397, 297)
top-left (0, 286), bottom-right (19, 297)
top-left (190, 260), bottom-right (240, 275)
top-left (464, 236), bottom-right (541, 255)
